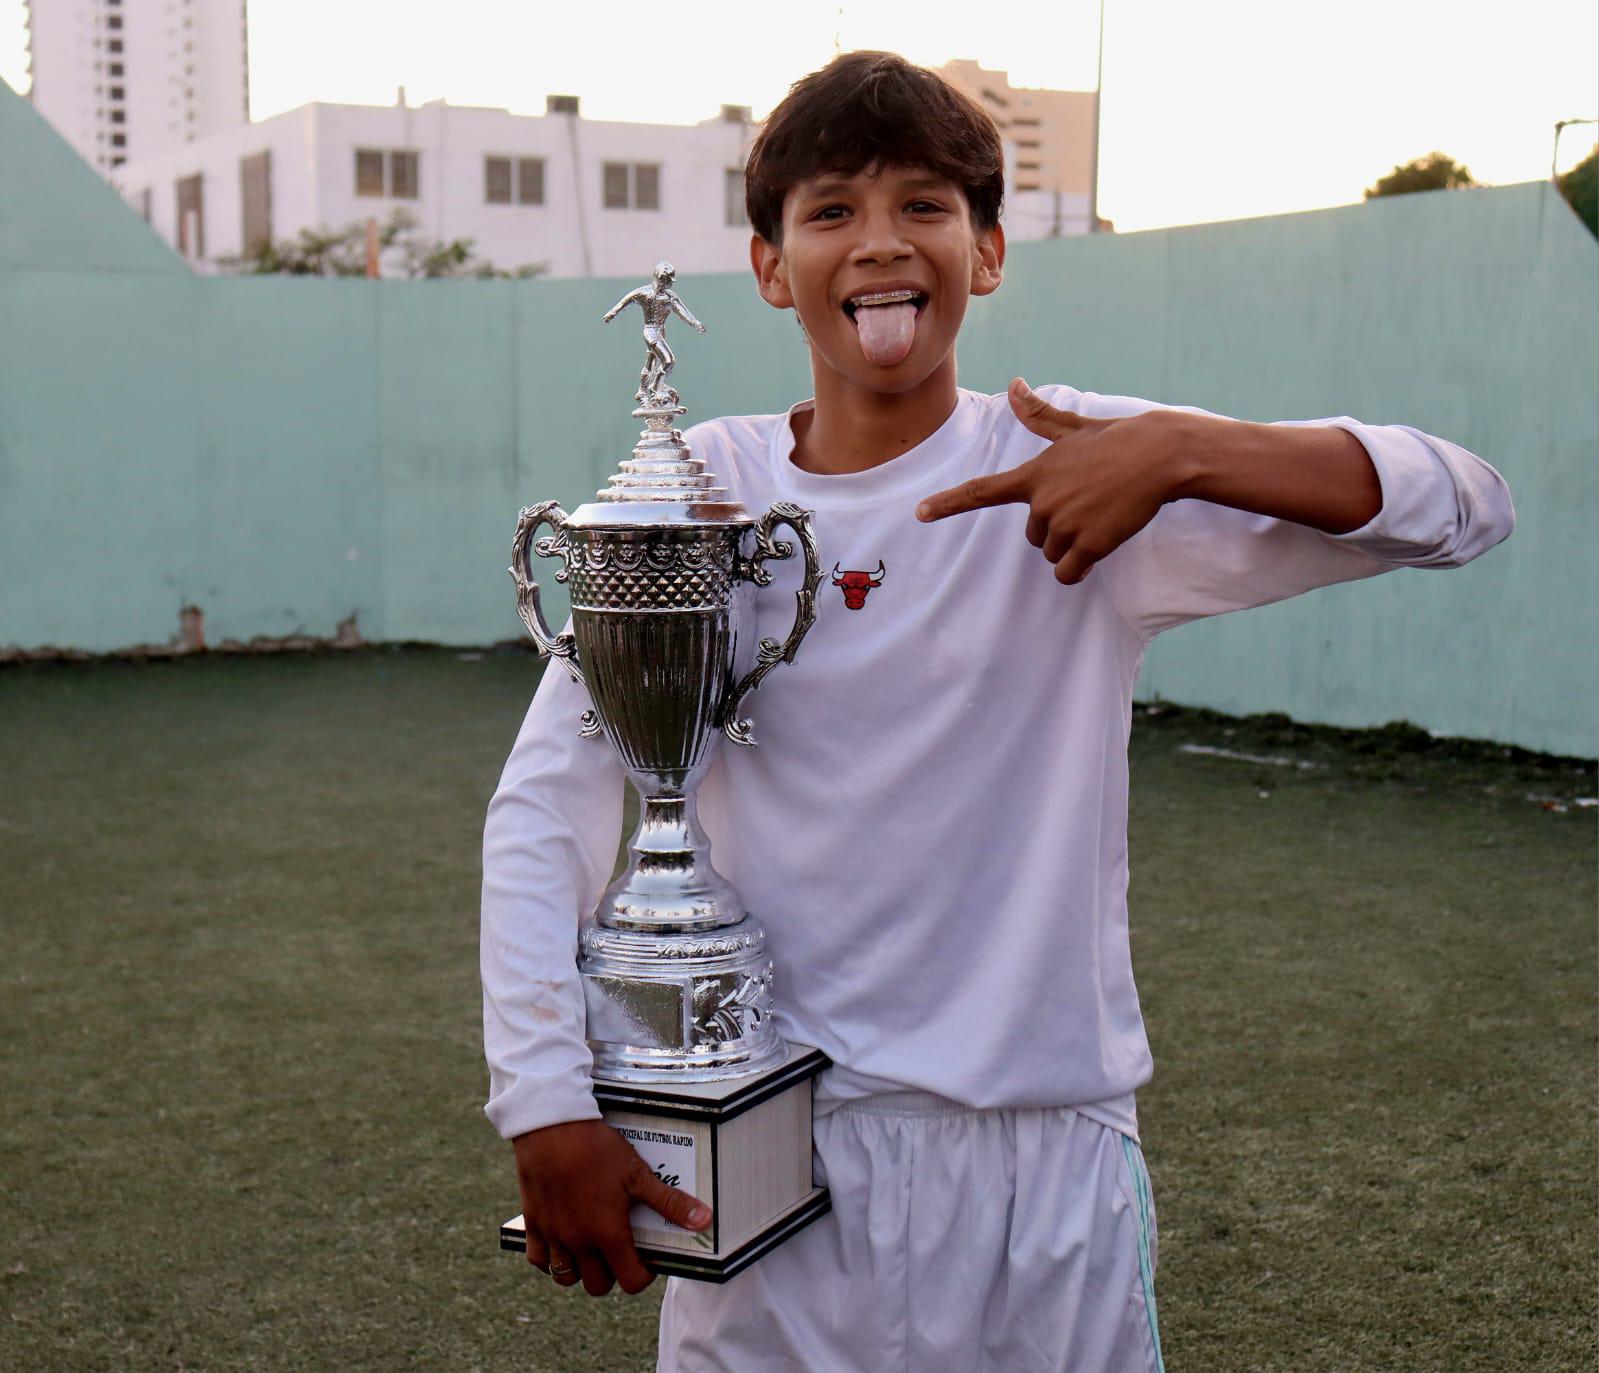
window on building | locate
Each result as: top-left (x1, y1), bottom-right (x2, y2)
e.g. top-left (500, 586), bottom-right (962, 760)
top-left (355, 148), bottom-right (385, 197)
top-left (601, 162), bottom-right (658, 210)
top-left (112, 155), bottom-right (125, 167)
top-left (725, 168), bottom-right (746, 227)
top-left (635, 163), bottom-right (659, 210)
top-left (484, 156), bottom-right (512, 204)
top-left (389, 150), bottom-right (419, 200)
top-left (602, 161), bottom-right (629, 209)
top-left (176, 173), bottom-right (204, 258)
top-left (488, 156), bottom-right (545, 206)
top-left (110, 109), bottom-right (125, 124)
top-left (109, 63), bottom-right (124, 76)
top-left (108, 39), bottom-right (122, 52)
top-left (110, 86), bottom-right (125, 100)
top-left (111, 133), bottom-right (125, 147)
top-left (240, 149), bottom-right (272, 255)
top-left (603, 161), bottom-right (660, 211)
top-left (517, 157), bottom-right (544, 205)
top-left (106, 14), bottom-right (122, 28)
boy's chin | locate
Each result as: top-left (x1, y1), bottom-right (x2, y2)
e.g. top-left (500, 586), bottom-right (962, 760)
top-left (812, 339), bottom-right (950, 394)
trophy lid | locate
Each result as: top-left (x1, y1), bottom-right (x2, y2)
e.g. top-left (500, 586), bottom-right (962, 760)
top-left (566, 265), bottom-right (752, 532)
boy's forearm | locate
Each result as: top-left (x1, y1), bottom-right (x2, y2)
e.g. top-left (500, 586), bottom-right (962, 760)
top-left (1165, 413), bottom-right (1383, 535)
top-left (482, 665), bottom-right (625, 1140)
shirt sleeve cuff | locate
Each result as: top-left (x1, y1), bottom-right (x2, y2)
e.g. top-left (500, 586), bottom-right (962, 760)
top-left (484, 1066), bottom-right (602, 1141)
top-left (1318, 419), bottom-right (1474, 565)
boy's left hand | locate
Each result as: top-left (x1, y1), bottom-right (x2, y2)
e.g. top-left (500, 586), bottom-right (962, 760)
top-left (917, 379), bottom-right (1189, 585)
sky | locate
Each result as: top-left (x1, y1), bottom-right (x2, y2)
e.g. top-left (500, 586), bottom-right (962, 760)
top-left (1, 0), bottom-right (1595, 232)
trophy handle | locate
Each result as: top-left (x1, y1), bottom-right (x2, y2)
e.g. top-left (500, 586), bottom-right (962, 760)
top-left (723, 501), bottom-right (822, 748)
top-left (510, 501), bottom-right (602, 739)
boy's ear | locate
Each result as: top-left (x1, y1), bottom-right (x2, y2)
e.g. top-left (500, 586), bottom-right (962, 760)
top-left (750, 235), bottom-right (794, 310)
top-left (970, 223), bottom-right (1005, 298)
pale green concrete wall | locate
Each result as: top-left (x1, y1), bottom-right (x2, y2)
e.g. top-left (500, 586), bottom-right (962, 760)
top-left (0, 87), bottom-right (182, 273)
top-left (0, 262), bottom-right (811, 655)
top-left (2, 82), bottom-right (1594, 755)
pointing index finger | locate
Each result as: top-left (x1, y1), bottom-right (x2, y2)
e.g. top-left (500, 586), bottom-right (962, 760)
top-left (916, 463), bottom-right (1033, 522)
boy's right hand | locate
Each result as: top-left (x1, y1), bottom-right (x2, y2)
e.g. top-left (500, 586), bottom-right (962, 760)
top-left (512, 1120), bottom-right (713, 1296)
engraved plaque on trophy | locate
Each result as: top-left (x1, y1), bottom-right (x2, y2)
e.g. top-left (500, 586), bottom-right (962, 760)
top-left (498, 263), bottom-right (830, 1282)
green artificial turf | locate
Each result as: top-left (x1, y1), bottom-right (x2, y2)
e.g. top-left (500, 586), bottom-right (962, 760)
top-left (1, 649), bottom-right (1593, 1371)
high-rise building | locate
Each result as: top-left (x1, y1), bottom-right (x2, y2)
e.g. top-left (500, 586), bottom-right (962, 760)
top-left (940, 59), bottom-right (1103, 233)
top-left (23, 0), bottom-right (249, 178)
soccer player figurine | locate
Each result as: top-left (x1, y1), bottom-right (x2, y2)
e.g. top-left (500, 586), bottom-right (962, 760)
top-left (602, 261), bottom-right (707, 408)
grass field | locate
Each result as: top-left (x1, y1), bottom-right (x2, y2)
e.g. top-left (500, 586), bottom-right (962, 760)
top-left (1, 648), bottom-right (1593, 1372)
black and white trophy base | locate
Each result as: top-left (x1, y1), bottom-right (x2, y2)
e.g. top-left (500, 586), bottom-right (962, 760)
top-left (501, 1042), bottom-right (830, 1282)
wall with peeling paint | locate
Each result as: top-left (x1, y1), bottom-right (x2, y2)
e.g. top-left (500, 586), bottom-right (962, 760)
top-left (2, 82), bottom-right (1594, 756)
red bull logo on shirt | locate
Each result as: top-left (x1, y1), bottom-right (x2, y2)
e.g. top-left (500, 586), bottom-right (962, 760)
top-left (831, 561), bottom-right (885, 610)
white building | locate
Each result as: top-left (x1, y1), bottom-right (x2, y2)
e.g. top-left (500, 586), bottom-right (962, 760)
top-left (112, 87), bottom-right (1094, 279)
top-left (23, 0), bottom-right (249, 178)
top-left (114, 95), bottom-right (768, 277)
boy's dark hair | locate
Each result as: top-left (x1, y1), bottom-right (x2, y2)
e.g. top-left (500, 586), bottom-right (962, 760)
top-left (744, 52), bottom-right (1005, 244)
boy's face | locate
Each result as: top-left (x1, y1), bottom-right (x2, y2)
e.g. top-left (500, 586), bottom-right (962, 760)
top-left (750, 163), bottom-right (1004, 396)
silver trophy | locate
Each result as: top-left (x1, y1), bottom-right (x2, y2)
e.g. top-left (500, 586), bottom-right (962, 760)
top-left (500, 264), bottom-right (830, 1280)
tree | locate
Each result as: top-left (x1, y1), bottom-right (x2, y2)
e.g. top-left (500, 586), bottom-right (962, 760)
top-left (1557, 144), bottom-right (1598, 238)
top-left (1364, 152), bottom-right (1477, 200)
top-left (219, 209), bottom-right (547, 279)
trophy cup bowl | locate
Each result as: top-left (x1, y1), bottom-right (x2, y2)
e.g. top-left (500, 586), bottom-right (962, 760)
top-left (499, 267), bottom-right (831, 1280)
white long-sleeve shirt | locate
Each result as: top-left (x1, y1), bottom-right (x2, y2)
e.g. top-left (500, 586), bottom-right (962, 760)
top-left (482, 384), bottom-right (1514, 1142)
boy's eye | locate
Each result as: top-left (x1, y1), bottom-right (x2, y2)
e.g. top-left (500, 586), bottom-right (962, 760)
top-left (906, 200), bottom-right (943, 214)
top-left (812, 205), bottom-right (849, 221)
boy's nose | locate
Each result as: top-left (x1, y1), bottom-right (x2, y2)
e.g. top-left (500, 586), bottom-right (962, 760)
top-left (851, 211), bottom-right (913, 266)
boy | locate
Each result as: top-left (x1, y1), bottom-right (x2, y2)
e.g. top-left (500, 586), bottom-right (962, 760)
top-left (481, 51), bottom-right (1514, 1372)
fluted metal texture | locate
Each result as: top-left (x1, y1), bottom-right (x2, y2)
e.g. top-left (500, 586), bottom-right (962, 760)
top-left (576, 607), bottom-right (732, 786)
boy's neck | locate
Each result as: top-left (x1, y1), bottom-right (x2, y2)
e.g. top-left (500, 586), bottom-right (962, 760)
top-left (789, 357), bottom-right (961, 476)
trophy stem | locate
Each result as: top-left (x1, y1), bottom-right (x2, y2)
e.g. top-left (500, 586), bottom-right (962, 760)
top-left (597, 786), bottom-right (747, 934)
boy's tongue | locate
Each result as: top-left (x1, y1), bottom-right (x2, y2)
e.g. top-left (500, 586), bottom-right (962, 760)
top-left (854, 301), bottom-right (917, 367)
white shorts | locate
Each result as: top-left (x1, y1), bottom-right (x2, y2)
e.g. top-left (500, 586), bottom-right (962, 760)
top-left (657, 1092), bottom-right (1166, 1373)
